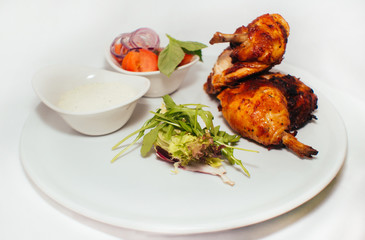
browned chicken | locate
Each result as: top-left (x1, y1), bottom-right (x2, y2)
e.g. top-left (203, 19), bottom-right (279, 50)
top-left (204, 13), bottom-right (290, 95)
top-left (217, 72), bottom-right (318, 158)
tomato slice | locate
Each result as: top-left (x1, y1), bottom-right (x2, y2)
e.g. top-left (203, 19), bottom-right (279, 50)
top-left (121, 49), bottom-right (158, 72)
top-left (179, 54), bottom-right (194, 66)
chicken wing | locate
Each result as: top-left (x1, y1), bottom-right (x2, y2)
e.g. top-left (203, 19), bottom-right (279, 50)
top-left (217, 72), bottom-right (318, 158)
top-left (204, 13), bottom-right (290, 95)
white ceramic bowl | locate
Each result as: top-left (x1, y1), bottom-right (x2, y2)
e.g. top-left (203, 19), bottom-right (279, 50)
top-left (105, 49), bottom-right (199, 98)
top-left (32, 65), bottom-right (150, 136)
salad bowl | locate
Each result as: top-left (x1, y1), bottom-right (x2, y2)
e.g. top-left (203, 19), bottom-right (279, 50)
top-left (105, 48), bottom-right (199, 98)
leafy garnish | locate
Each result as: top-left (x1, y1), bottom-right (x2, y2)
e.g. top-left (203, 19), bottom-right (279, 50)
top-left (158, 35), bottom-right (207, 77)
top-left (111, 95), bottom-right (257, 177)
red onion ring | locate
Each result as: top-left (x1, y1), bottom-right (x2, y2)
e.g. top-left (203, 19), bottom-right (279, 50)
top-left (130, 27), bottom-right (160, 50)
top-left (110, 28), bottom-right (160, 60)
top-left (110, 32), bottom-right (133, 59)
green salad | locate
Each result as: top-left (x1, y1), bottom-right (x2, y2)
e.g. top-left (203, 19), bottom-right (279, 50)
top-left (111, 95), bottom-right (257, 184)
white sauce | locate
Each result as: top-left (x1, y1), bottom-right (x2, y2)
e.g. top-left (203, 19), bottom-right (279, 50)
top-left (58, 82), bottom-right (136, 113)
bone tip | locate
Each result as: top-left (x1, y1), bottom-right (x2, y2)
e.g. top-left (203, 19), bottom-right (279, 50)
top-left (209, 32), bottom-right (222, 45)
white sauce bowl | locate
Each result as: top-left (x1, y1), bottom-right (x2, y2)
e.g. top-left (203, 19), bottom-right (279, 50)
top-left (105, 48), bottom-right (199, 98)
top-left (32, 65), bottom-right (150, 136)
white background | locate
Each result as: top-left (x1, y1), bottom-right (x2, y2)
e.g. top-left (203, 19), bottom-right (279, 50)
top-left (1, 0), bottom-right (365, 239)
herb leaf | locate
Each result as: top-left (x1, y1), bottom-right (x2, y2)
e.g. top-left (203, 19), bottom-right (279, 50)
top-left (141, 123), bottom-right (165, 156)
top-left (163, 95), bottom-right (177, 108)
top-left (158, 35), bottom-right (207, 77)
top-left (166, 35), bottom-right (207, 50)
top-left (167, 34), bottom-right (207, 61)
top-left (158, 41), bottom-right (185, 77)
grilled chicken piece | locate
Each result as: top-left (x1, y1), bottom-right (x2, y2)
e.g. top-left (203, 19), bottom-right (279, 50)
top-left (217, 72), bottom-right (318, 158)
top-left (204, 13), bottom-right (290, 95)
top-left (204, 48), bottom-right (271, 95)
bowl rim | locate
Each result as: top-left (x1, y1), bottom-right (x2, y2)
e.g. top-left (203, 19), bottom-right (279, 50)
top-left (105, 47), bottom-right (200, 76)
top-left (32, 65), bottom-right (151, 116)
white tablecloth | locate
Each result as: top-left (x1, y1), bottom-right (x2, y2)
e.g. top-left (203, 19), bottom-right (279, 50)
top-left (1, 0), bottom-right (365, 239)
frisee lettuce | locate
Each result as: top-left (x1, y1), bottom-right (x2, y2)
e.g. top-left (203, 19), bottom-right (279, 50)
top-left (111, 95), bottom-right (257, 177)
top-left (156, 129), bottom-right (222, 167)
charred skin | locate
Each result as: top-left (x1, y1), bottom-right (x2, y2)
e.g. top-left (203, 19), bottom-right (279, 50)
top-left (230, 13), bottom-right (290, 64)
top-left (205, 13), bottom-right (290, 95)
top-left (217, 73), bottom-right (318, 158)
top-left (257, 73), bottom-right (318, 130)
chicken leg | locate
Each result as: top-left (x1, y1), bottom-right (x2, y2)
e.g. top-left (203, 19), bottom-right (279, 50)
top-left (217, 72), bottom-right (318, 158)
top-left (204, 13), bottom-right (290, 95)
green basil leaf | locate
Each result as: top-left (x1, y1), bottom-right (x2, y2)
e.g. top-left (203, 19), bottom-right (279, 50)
top-left (158, 41), bottom-right (185, 77)
top-left (167, 34), bottom-right (207, 52)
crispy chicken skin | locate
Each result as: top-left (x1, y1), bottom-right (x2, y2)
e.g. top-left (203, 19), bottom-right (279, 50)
top-left (229, 13), bottom-right (290, 64)
top-left (204, 13), bottom-right (290, 95)
top-left (217, 73), bottom-right (318, 158)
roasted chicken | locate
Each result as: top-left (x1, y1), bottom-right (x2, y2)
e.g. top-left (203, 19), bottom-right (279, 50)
top-left (204, 14), bottom-right (318, 158)
top-left (204, 13), bottom-right (290, 95)
top-left (217, 73), bottom-right (318, 158)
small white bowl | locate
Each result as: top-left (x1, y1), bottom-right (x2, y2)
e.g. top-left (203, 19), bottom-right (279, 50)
top-left (32, 65), bottom-right (150, 136)
top-left (105, 49), bottom-right (199, 98)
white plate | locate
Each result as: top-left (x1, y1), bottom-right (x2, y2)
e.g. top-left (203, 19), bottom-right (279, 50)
top-left (20, 60), bottom-right (347, 234)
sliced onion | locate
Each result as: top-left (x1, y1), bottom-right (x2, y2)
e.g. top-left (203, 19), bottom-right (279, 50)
top-left (110, 32), bottom-right (133, 59)
top-left (130, 27), bottom-right (160, 50)
top-left (119, 32), bottom-right (133, 49)
top-left (110, 28), bottom-right (160, 61)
